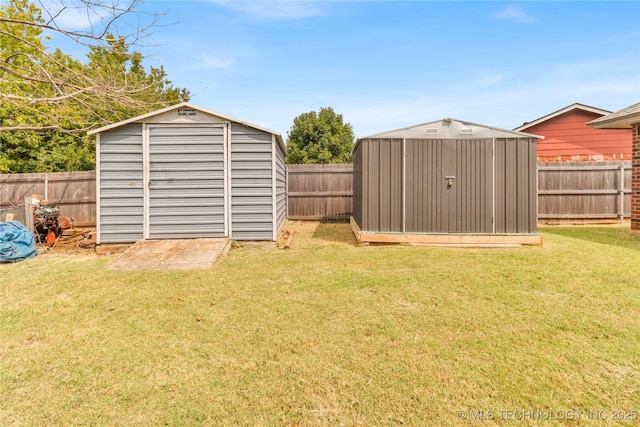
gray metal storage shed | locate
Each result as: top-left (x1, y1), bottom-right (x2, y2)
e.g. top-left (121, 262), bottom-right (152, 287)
top-left (88, 103), bottom-right (287, 244)
top-left (351, 118), bottom-right (543, 245)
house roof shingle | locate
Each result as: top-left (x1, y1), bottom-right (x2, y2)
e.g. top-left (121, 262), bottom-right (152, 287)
top-left (587, 102), bottom-right (640, 129)
top-left (514, 102), bottom-right (611, 132)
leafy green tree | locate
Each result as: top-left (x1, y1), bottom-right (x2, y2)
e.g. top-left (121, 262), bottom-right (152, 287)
top-left (0, 0), bottom-right (189, 172)
top-left (286, 107), bottom-right (355, 164)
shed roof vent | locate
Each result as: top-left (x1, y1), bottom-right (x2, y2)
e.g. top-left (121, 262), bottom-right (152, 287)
top-left (425, 128), bottom-right (439, 135)
top-left (459, 128), bottom-right (474, 135)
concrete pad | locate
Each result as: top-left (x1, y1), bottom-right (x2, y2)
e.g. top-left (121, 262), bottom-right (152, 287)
top-left (107, 238), bottom-right (231, 271)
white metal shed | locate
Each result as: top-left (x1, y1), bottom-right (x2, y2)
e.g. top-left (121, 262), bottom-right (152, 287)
top-left (88, 103), bottom-right (287, 244)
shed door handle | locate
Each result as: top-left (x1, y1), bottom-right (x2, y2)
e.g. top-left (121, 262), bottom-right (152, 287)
top-left (445, 176), bottom-right (455, 187)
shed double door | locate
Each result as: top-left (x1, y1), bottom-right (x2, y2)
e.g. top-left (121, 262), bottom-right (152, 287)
top-left (406, 139), bottom-right (493, 233)
top-left (147, 125), bottom-right (226, 239)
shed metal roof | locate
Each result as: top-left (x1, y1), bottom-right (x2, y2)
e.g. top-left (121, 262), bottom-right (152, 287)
top-left (514, 103), bottom-right (611, 132)
top-left (354, 118), bottom-right (542, 153)
top-left (587, 102), bottom-right (640, 129)
top-left (88, 102), bottom-right (287, 154)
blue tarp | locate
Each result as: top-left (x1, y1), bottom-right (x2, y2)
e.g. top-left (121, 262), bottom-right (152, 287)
top-left (0, 221), bottom-right (37, 262)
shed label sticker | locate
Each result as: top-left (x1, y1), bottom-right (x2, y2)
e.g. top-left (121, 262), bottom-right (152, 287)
top-left (178, 108), bottom-right (196, 116)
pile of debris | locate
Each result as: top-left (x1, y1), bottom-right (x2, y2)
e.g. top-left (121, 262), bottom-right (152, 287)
top-left (32, 203), bottom-right (64, 244)
top-left (1, 195), bottom-right (96, 254)
top-left (29, 195), bottom-right (96, 251)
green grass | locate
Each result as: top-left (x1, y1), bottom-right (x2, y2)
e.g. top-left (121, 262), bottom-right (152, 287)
top-left (1, 223), bottom-right (639, 426)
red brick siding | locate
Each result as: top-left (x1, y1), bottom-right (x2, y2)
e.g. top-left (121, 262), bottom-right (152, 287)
top-left (538, 154), bottom-right (629, 162)
top-left (632, 124), bottom-right (640, 231)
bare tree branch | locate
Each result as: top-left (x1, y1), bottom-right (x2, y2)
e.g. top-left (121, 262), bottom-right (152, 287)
top-left (0, 124), bottom-right (64, 132)
top-left (0, 0), bottom-right (185, 140)
top-left (1, 89), bottom-right (94, 104)
top-left (27, 0), bottom-right (165, 46)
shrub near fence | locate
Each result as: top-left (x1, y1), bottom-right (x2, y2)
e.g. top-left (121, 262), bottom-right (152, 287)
top-left (0, 171), bottom-right (96, 226)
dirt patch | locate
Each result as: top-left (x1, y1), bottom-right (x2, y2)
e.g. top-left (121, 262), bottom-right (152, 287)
top-left (282, 221), bottom-right (356, 247)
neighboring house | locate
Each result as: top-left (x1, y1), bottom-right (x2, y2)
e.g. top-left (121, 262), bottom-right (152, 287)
top-left (515, 103), bottom-right (632, 162)
top-left (588, 102), bottom-right (640, 233)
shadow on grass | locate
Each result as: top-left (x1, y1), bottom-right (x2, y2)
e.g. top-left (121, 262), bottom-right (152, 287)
top-left (311, 222), bottom-right (356, 245)
top-left (541, 226), bottom-right (640, 252)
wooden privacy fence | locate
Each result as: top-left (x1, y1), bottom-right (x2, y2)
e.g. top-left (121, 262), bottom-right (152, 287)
top-left (0, 171), bottom-right (96, 226)
top-left (0, 162), bottom-right (632, 226)
top-left (286, 164), bottom-right (353, 221)
top-left (286, 162), bottom-right (632, 223)
top-left (538, 161), bottom-right (632, 222)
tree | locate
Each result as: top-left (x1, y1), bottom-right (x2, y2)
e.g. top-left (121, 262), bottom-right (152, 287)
top-left (286, 107), bottom-right (355, 164)
top-left (0, 0), bottom-right (186, 134)
top-left (0, 0), bottom-right (189, 172)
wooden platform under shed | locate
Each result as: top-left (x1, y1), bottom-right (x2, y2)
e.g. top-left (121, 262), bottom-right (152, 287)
top-left (350, 217), bottom-right (543, 247)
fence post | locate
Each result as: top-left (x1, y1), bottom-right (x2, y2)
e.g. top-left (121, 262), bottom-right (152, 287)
top-left (24, 197), bottom-right (34, 233)
top-left (44, 173), bottom-right (49, 201)
top-left (619, 163), bottom-right (625, 223)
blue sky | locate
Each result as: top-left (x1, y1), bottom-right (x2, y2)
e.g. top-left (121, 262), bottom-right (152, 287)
top-left (38, 1), bottom-right (640, 138)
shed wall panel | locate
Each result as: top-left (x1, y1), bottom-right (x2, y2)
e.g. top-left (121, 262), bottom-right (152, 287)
top-left (359, 139), bottom-right (403, 232)
top-left (352, 145), bottom-right (364, 226)
top-left (406, 139), bottom-right (493, 233)
top-left (377, 139), bottom-right (403, 231)
top-left (355, 134), bottom-right (537, 236)
top-left (275, 142), bottom-right (287, 234)
top-left (148, 125), bottom-right (225, 239)
top-left (495, 139), bottom-right (507, 232)
top-left (388, 140), bottom-right (403, 231)
top-left (406, 139), bottom-right (445, 232)
top-left (449, 139), bottom-right (493, 233)
top-left (494, 138), bottom-right (537, 233)
top-left (364, 140), bottom-right (378, 230)
top-left (497, 138), bottom-right (517, 232)
top-left (99, 124), bottom-right (144, 243)
top-left (517, 139), bottom-right (529, 231)
top-left (231, 124), bottom-right (274, 240)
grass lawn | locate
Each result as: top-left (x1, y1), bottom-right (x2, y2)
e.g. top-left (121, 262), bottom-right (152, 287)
top-left (1, 223), bottom-right (639, 426)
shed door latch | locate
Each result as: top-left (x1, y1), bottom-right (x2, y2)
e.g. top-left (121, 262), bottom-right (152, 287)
top-left (445, 176), bottom-right (456, 187)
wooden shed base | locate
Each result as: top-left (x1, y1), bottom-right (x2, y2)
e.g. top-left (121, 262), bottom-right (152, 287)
top-left (350, 217), bottom-right (543, 247)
